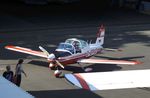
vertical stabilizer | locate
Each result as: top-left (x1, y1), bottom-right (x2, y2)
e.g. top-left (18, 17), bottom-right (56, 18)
top-left (96, 24), bottom-right (105, 45)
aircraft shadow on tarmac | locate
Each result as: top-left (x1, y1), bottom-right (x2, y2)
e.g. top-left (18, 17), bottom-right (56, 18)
top-left (27, 55), bottom-right (145, 74)
top-left (64, 55), bottom-right (145, 73)
top-left (28, 89), bottom-right (103, 98)
top-left (94, 55), bottom-right (145, 60)
top-left (28, 60), bottom-right (49, 67)
top-left (28, 60), bottom-right (87, 73)
top-left (28, 60), bottom-right (122, 73)
top-left (64, 64), bottom-right (122, 73)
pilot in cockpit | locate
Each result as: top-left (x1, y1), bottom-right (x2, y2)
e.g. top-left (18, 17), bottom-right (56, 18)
top-left (73, 41), bottom-right (81, 53)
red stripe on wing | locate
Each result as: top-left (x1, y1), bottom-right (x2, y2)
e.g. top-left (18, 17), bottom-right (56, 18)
top-left (74, 74), bottom-right (90, 90)
top-left (5, 45), bottom-right (47, 58)
top-left (78, 59), bottom-right (141, 65)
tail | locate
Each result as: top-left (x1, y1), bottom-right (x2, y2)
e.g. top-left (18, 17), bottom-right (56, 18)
top-left (96, 24), bottom-right (105, 45)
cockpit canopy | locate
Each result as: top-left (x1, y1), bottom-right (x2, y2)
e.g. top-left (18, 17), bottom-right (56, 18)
top-left (65, 38), bottom-right (88, 49)
top-left (55, 38), bottom-right (88, 57)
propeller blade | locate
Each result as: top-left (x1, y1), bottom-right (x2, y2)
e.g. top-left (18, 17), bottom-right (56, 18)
top-left (39, 46), bottom-right (50, 56)
top-left (39, 46), bottom-right (63, 68)
top-left (55, 60), bottom-right (64, 69)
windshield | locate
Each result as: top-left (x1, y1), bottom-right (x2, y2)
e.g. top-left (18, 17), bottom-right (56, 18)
top-left (65, 38), bottom-right (88, 49)
top-left (54, 51), bottom-right (72, 57)
top-left (57, 43), bottom-right (75, 54)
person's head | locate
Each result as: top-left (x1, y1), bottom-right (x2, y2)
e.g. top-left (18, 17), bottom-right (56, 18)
top-left (18, 59), bottom-right (24, 64)
top-left (6, 65), bottom-right (11, 71)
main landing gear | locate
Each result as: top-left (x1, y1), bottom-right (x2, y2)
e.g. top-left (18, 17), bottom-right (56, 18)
top-left (78, 63), bottom-right (93, 72)
top-left (84, 67), bottom-right (93, 72)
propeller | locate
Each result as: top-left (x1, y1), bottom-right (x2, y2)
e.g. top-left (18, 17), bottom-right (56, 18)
top-left (55, 60), bottom-right (65, 69)
top-left (39, 46), bottom-right (65, 69)
top-left (39, 46), bottom-right (50, 56)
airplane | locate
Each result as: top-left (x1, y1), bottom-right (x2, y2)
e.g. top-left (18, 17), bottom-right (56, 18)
top-left (0, 76), bottom-right (34, 98)
top-left (5, 25), bottom-right (141, 77)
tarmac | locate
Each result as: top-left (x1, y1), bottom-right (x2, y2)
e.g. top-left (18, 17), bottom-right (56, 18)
top-left (0, 1), bottom-right (150, 98)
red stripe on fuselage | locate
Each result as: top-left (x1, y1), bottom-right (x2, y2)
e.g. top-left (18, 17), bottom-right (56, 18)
top-left (57, 53), bottom-right (88, 65)
top-left (48, 48), bottom-right (102, 65)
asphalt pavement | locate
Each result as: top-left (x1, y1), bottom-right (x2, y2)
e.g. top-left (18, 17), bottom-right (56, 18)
top-left (0, 2), bottom-right (150, 98)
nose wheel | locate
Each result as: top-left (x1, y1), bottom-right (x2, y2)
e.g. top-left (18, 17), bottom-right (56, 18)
top-left (49, 63), bottom-right (64, 78)
top-left (54, 69), bottom-right (63, 78)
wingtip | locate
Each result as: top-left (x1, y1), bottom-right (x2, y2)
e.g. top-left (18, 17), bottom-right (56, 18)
top-left (5, 45), bottom-right (15, 49)
top-left (134, 60), bottom-right (143, 65)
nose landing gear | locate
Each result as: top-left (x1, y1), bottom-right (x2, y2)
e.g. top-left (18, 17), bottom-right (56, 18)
top-left (49, 62), bottom-right (63, 78)
top-left (54, 69), bottom-right (63, 78)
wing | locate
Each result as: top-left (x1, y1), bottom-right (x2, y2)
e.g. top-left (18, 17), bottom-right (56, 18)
top-left (65, 69), bottom-right (150, 91)
top-left (0, 76), bottom-right (34, 98)
top-left (5, 45), bottom-right (48, 58)
top-left (77, 58), bottom-right (141, 65)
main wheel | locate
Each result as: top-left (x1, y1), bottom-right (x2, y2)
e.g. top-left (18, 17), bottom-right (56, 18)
top-left (84, 67), bottom-right (93, 72)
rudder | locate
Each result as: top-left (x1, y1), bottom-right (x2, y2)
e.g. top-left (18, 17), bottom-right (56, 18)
top-left (96, 24), bottom-right (105, 45)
